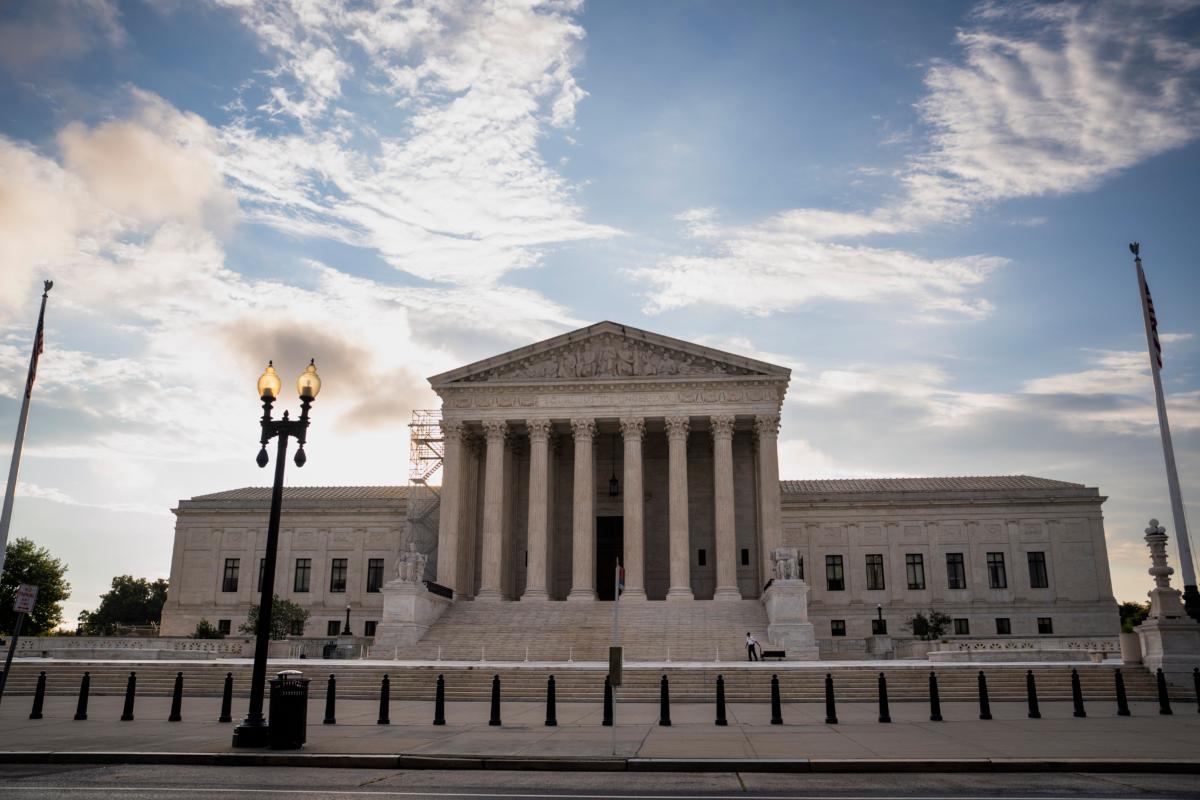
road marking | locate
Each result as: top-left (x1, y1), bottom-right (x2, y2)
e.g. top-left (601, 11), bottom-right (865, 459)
top-left (0, 790), bottom-right (1180, 800)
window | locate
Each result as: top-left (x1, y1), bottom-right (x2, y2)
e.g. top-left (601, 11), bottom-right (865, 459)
top-left (294, 558), bottom-right (311, 593)
top-left (364, 620), bottom-right (378, 637)
top-left (697, 549), bottom-right (707, 567)
top-left (987, 552), bottom-right (1007, 589)
top-left (946, 553), bottom-right (967, 590)
top-left (222, 559), bottom-right (240, 593)
top-left (257, 558), bottom-right (266, 592)
top-left (740, 548), bottom-right (750, 567)
top-left (995, 618), bottom-right (1011, 635)
top-left (1037, 617), bottom-right (1053, 635)
top-left (865, 554), bottom-right (886, 591)
top-left (217, 619), bottom-right (231, 635)
top-left (825, 555), bottom-right (844, 591)
top-left (831, 620), bottom-right (846, 637)
top-left (367, 558), bottom-right (385, 593)
top-left (797, 557), bottom-right (804, 580)
top-left (905, 554), bottom-right (926, 590)
top-left (327, 620), bottom-right (341, 636)
top-left (954, 618), bottom-right (970, 635)
top-left (1027, 551), bottom-right (1049, 589)
top-left (330, 558), bottom-right (348, 593)
top-left (872, 618), bottom-right (888, 635)
top-left (289, 619), bottom-right (304, 636)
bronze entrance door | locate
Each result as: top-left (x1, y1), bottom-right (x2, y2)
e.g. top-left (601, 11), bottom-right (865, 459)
top-left (595, 516), bottom-right (624, 601)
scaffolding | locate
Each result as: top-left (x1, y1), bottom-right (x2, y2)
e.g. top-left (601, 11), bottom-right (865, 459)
top-left (406, 410), bottom-right (443, 570)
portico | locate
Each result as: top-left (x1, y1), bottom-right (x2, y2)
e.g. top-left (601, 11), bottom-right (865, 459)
top-left (429, 321), bottom-right (791, 604)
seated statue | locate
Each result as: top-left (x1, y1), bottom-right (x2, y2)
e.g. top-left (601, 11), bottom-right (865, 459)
top-left (771, 547), bottom-right (800, 581)
top-left (395, 542), bottom-right (428, 584)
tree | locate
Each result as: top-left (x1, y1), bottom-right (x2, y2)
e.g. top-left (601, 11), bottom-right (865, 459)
top-left (239, 596), bottom-right (309, 640)
top-left (192, 618), bottom-right (224, 639)
top-left (1119, 600), bottom-right (1150, 633)
top-left (0, 537), bottom-right (70, 635)
top-left (905, 609), bottom-right (952, 641)
top-left (77, 575), bottom-right (169, 635)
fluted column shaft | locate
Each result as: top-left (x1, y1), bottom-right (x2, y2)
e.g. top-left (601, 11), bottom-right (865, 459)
top-left (522, 419), bottom-right (552, 601)
top-left (620, 417), bottom-right (646, 600)
top-left (711, 415), bottom-right (740, 600)
top-left (568, 418), bottom-right (596, 601)
top-left (755, 415), bottom-right (783, 594)
top-left (665, 416), bottom-right (694, 601)
top-left (476, 419), bottom-right (508, 601)
top-left (435, 421), bottom-right (464, 591)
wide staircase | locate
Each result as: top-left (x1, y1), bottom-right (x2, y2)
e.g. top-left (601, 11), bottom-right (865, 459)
top-left (383, 599), bottom-right (773, 663)
top-left (0, 661), bottom-right (1173, 704)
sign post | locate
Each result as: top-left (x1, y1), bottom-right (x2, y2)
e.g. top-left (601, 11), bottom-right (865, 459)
top-left (0, 583), bottom-right (37, 706)
top-left (610, 560), bottom-right (623, 755)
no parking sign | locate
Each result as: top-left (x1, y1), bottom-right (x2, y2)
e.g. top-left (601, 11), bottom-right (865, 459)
top-left (13, 583), bottom-right (37, 614)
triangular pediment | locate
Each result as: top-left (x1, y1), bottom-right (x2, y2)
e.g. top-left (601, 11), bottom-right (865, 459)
top-left (429, 321), bottom-right (790, 387)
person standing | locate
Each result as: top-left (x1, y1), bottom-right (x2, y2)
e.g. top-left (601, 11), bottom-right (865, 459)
top-left (746, 632), bottom-right (759, 662)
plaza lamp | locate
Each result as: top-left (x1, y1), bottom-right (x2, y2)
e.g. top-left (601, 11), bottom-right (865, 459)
top-left (342, 604), bottom-right (352, 636)
top-left (233, 359), bottom-right (321, 748)
top-left (608, 432), bottom-right (619, 497)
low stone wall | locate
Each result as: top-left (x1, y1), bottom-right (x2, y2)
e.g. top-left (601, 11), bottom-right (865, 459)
top-left (927, 636), bottom-right (1118, 663)
top-left (13, 636), bottom-right (374, 661)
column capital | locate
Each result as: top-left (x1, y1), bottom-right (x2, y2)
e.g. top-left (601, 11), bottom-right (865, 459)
top-left (664, 415), bottom-right (690, 441)
top-left (482, 419), bottom-right (508, 441)
top-left (439, 419), bottom-right (466, 440)
top-left (619, 416), bottom-right (645, 441)
top-left (526, 418), bottom-right (553, 442)
top-left (710, 414), bottom-right (735, 441)
top-left (754, 414), bottom-right (781, 439)
top-left (570, 417), bottom-right (596, 440)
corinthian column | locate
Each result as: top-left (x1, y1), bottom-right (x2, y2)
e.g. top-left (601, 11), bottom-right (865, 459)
top-left (522, 419), bottom-right (552, 601)
top-left (435, 420), bottom-right (464, 591)
top-left (567, 418), bottom-right (596, 602)
top-left (476, 419), bottom-right (508, 601)
top-left (711, 415), bottom-right (741, 600)
top-left (665, 416), bottom-right (694, 601)
top-left (755, 414), bottom-right (783, 594)
top-left (619, 417), bottom-right (647, 601)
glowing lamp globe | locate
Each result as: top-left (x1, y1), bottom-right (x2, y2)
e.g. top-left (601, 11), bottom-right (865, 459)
top-left (257, 361), bottom-right (282, 399)
top-left (297, 359), bottom-right (322, 400)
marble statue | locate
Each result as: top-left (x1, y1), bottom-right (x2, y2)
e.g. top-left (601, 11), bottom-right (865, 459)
top-left (771, 547), bottom-right (800, 581)
top-left (396, 542), bottom-right (428, 584)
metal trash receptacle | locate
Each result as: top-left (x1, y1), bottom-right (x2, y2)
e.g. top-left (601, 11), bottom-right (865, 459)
top-left (268, 669), bottom-right (309, 749)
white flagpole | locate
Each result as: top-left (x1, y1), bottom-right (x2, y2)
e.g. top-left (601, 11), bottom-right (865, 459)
top-left (1131, 244), bottom-right (1198, 615)
top-left (0, 281), bottom-right (52, 579)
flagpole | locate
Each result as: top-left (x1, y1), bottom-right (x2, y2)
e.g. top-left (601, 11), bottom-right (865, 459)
top-left (1131, 244), bottom-right (1198, 620)
top-left (0, 281), bottom-right (52, 579)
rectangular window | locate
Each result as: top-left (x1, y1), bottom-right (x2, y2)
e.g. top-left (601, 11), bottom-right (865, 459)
top-left (289, 619), bottom-right (304, 636)
top-left (222, 559), bottom-right (240, 593)
top-left (825, 555), bottom-right (844, 591)
top-left (330, 558), bottom-right (348, 593)
top-left (954, 618), bottom-right (970, 635)
top-left (1037, 617), bottom-right (1053, 635)
top-left (294, 558), bottom-right (311, 593)
top-left (697, 549), bottom-right (707, 567)
top-left (797, 557), bottom-right (804, 580)
top-left (871, 618), bottom-right (888, 635)
top-left (257, 558), bottom-right (266, 593)
top-left (1027, 551), bottom-right (1049, 589)
top-left (367, 558), bottom-right (385, 593)
top-left (831, 620), bottom-right (846, 637)
top-left (987, 552), bottom-right (1007, 589)
top-left (865, 554), bottom-right (885, 591)
top-left (364, 620), bottom-right (378, 637)
top-left (946, 553), bottom-right (967, 590)
top-left (217, 619), bottom-right (231, 635)
top-left (995, 617), bottom-right (1011, 635)
top-left (740, 548), bottom-right (750, 567)
top-left (905, 553), bottom-right (926, 590)
top-left (327, 620), bottom-right (341, 636)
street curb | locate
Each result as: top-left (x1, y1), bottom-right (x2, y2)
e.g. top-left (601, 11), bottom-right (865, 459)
top-left (1, 752), bottom-right (1198, 773)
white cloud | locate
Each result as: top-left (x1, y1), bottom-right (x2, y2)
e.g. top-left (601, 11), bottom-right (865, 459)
top-left (0, 0), bottom-right (125, 73)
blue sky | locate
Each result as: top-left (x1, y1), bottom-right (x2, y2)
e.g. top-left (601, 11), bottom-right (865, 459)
top-left (0, 0), bottom-right (1198, 624)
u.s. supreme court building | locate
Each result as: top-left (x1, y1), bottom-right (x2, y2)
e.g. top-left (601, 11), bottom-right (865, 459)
top-left (160, 322), bottom-right (1119, 659)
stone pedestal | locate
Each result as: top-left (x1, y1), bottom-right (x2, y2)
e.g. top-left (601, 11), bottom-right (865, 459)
top-left (760, 580), bottom-right (819, 660)
top-left (1133, 518), bottom-right (1200, 685)
top-left (369, 580), bottom-right (452, 657)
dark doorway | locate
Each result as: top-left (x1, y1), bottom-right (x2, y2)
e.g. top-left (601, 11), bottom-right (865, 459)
top-left (596, 516), bottom-right (624, 601)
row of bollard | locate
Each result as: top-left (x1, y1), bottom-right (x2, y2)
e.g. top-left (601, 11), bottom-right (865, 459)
top-left (18, 666), bottom-right (1200, 724)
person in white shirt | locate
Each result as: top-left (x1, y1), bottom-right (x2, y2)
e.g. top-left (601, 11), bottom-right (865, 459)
top-left (746, 632), bottom-right (759, 661)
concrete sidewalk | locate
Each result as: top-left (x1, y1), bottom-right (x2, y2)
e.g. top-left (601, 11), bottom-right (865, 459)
top-left (1, 694), bottom-right (1198, 771)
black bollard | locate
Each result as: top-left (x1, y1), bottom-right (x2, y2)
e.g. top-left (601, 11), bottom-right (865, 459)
top-left (168, 672), bottom-right (183, 722)
top-left (824, 673), bottom-right (838, 725)
top-left (1025, 670), bottom-right (1041, 719)
top-left (120, 671), bottom-right (136, 721)
top-left (715, 674), bottom-right (727, 726)
top-left (602, 676), bottom-right (613, 727)
top-left (74, 672), bottom-right (90, 721)
top-left (219, 672), bottom-right (233, 723)
top-left (770, 673), bottom-right (783, 725)
top-left (323, 674), bottom-right (337, 725)
top-left (977, 671), bottom-right (992, 720)
top-left (1194, 668), bottom-right (1199, 714)
top-left (928, 671), bottom-right (942, 722)
top-left (29, 671), bottom-right (45, 720)
top-left (545, 675), bottom-right (557, 727)
top-left (1071, 668), bottom-right (1086, 718)
top-left (1156, 668), bottom-right (1173, 715)
top-left (433, 674), bottom-right (446, 726)
top-left (658, 674), bottom-right (671, 726)
top-left (489, 674), bottom-right (501, 726)
top-left (377, 674), bottom-right (391, 724)
top-left (877, 672), bottom-right (891, 723)
top-left (1115, 668), bottom-right (1131, 716)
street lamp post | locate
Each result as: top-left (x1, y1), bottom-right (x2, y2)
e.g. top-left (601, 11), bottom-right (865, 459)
top-left (342, 605), bottom-right (352, 636)
top-left (233, 360), bottom-right (321, 749)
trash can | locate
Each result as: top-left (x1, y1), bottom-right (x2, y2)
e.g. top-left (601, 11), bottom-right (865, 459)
top-left (267, 669), bottom-right (309, 750)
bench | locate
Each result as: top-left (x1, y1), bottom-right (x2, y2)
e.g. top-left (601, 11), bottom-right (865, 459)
top-left (761, 649), bottom-right (786, 660)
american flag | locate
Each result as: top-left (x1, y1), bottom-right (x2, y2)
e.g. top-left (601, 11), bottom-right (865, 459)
top-left (23, 282), bottom-right (51, 399)
top-left (1139, 264), bottom-right (1164, 370)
